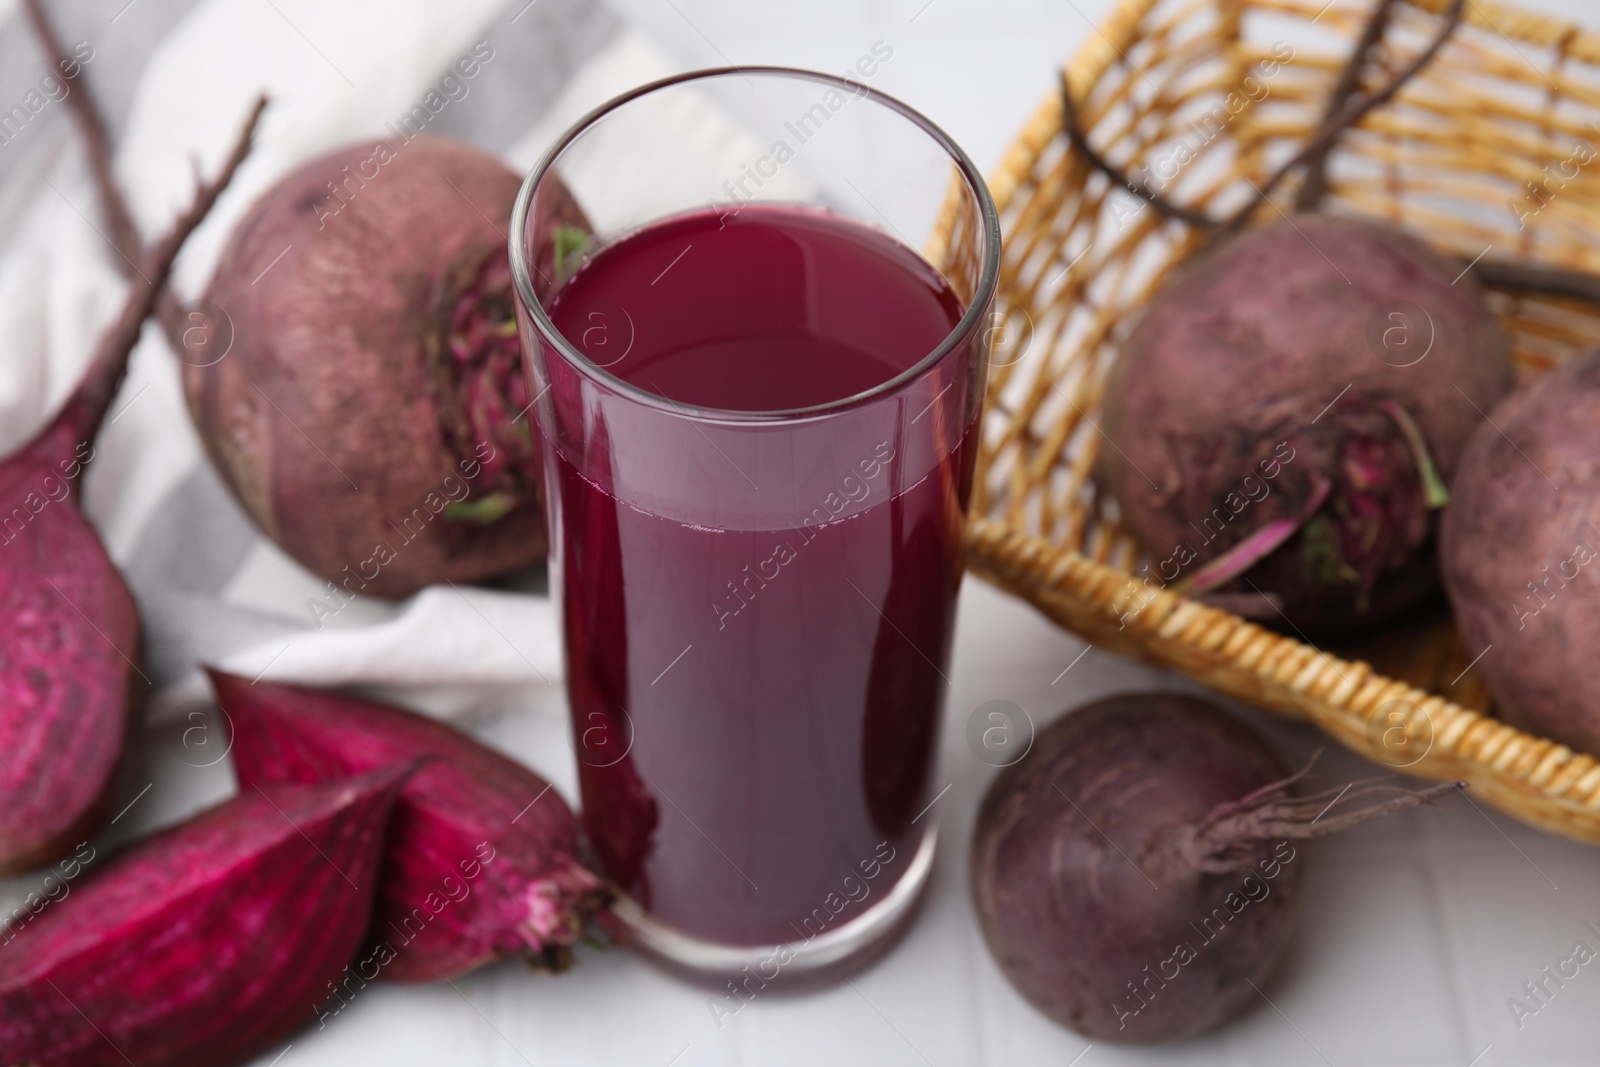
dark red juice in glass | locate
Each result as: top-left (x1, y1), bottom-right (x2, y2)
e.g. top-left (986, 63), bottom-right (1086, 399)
top-left (544, 205), bottom-right (974, 947)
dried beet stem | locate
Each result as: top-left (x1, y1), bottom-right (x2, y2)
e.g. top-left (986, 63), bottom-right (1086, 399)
top-left (22, 0), bottom-right (140, 269)
top-left (1056, 0), bottom-right (1465, 240)
top-left (1154, 772), bottom-right (1463, 879)
top-left (55, 95), bottom-right (266, 448)
top-left (1058, 73), bottom-right (1219, 231)
top-left (1467, 257), bottom-right (1600, 305)
top-left (1221, 0), bottom-right (1466, 236)
top-left (1293, 0), bottom-right (1401, 213)
top-left (23, 0), bottom-right (190, 349)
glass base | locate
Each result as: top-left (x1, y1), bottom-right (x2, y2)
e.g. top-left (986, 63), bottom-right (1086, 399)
top-left (610, 823), bottom-right (937, 989)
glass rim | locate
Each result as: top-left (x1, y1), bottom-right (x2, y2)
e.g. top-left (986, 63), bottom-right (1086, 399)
top-left (508, 65), bottom-right (1002, 426)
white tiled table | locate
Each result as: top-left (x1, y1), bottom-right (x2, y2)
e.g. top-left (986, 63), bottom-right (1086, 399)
top-left (116, 579), bottom-right (1600, 1067)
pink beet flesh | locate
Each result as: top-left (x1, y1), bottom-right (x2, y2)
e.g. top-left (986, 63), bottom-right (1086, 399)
top-left (0, 763), bottom-right (414, 1067)
top-left (0, 400), bottom-right (138, 874)
top-left (211, 670), bottom-right (606, 982)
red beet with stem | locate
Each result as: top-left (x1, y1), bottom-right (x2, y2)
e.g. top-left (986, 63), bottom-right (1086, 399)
top-left (212, 669), bottom-right (606, 981)
top-left (0, 102), bottom-right (262, 873)
top-left (1099, 215), bottom-right (1512, 634)
top-left (971, 693), bottom-right (1458, 1042)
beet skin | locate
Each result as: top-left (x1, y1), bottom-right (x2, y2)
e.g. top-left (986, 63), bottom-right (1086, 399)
top-left (970, 692), bottom-right (1457, 1043)
top-left (191, 137), bottom-right (573, 598)
top-left (1101, 215), bottom-right (1512, 634)
top-left (1442, 349), bottom-right (1600, 754)
top-left (971, 695), bottom-right (1301, 1041)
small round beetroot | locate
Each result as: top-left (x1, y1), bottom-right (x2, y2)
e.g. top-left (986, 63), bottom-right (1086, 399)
top-left (191, 136), bottom-right (583, 597)
top-left (1100, 215), bottom-right (1512, 635)
top-left (1442, 349), bottom-right (1600, 755)
top-left (971, 693), bottom-right (1456, 1043)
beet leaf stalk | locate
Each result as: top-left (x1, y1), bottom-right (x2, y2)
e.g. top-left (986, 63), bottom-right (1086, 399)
top-left (1148, 764), bottom-right (1462, 881)
top-left (23, 0), bottom-right (186, 347)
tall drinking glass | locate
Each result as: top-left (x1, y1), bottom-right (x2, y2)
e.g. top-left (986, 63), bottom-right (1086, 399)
top-left (510, 67), bottom-right (998, 983)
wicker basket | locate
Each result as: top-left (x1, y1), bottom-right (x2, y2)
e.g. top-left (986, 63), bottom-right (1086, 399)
top-left (930, 0), bottom-right (1600, 842)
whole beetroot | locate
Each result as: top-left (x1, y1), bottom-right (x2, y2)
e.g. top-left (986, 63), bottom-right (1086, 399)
top-left (190, 137), bottom-right (586, 599)
top-left (971, 693), bottom-right (1457, 1042)
top-left (1100, 215), bottom-right (1512, 635)
top-left (211, 669), bottom-right (606, 981)
top-left (1442, 349), bottom-right (1600, 755)
top-left (0, 762), bottom-right (416, 1067)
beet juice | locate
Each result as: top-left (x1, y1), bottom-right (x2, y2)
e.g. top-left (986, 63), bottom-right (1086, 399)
top-left (538, 203), bottom-right (979, 949)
